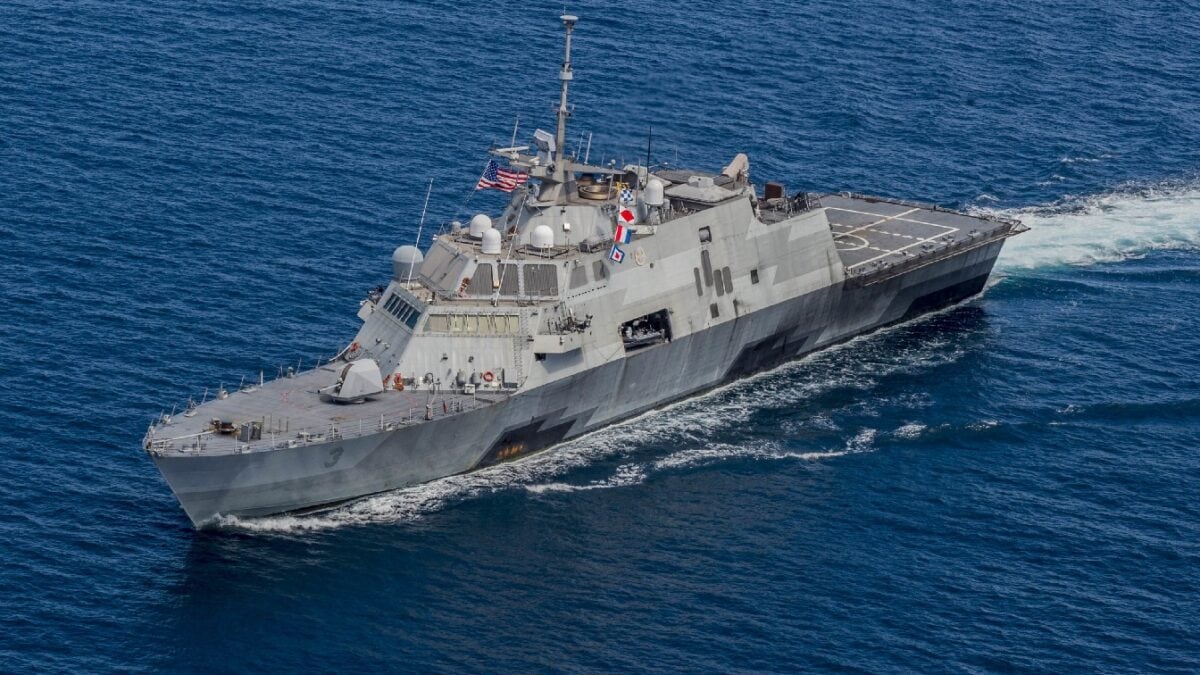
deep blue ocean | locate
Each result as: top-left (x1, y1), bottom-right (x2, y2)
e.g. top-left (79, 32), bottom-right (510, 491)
top-left (3, 0), bottom-right (1200, 671)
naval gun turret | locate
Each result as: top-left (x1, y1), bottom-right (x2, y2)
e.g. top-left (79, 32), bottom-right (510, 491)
top-left (318, 359), bottom-right (385, 403)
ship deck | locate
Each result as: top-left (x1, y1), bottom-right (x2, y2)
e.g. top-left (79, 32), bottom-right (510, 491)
top-left (820, 193), bottom-right (1015, 278)
top-left (147, 365), bottom-right (507, 456)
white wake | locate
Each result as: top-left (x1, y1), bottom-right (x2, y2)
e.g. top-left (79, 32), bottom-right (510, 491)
top-left (986, 182), bottom-right (1200, 270)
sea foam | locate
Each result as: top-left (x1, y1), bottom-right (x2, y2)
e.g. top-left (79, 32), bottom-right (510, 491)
top-left (985, 182), bottom-right (1200, 270)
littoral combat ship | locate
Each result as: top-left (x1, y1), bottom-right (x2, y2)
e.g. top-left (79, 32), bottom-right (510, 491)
top-left (144, 15), bottom-right (1026, 527)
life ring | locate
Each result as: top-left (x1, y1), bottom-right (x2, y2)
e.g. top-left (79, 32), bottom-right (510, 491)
top-left (482, 371), bottom-right (495, 383)
top-left (346, 341), bottom-right (361, 360)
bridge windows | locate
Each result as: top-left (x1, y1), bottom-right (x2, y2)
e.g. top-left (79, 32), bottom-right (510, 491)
top-left (466, 264), bottom-right (494, 295)
top-left (382, 293), bottom-right (422, 329)
top-left (523, 264), bottom-right (559, 297)
top-left (569, 265), bottom-right (589, 289)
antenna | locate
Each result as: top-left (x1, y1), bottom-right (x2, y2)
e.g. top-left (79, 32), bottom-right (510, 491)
top-left (584, 131), bottom-right (593, 164)
top-left (408, 178), bottom-right (434, 286)
top-left (645, 126), bottom-right (653, 169)
top-left (509, 114), bottom-right (520, 148)
top-left (553, 14), bottom-right (578, 184)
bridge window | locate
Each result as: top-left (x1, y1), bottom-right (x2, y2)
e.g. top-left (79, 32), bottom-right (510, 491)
top-left (467, 264), bottom-right (494, 295)
top-left (382, 293), bottom-right (422, 329)
top-left (498, 264), bottom-right (520, 295)
top-left (569, 265), bottom-right (589, 289)
top-left (523, 264), bottom-right (559, 297)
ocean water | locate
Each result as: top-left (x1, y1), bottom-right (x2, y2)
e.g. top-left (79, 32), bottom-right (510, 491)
top-left (2, 0), bottom-right (1200, 671)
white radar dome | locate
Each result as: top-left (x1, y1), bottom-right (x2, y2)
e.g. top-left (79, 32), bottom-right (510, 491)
top-left (391, 245), bottom-right (424, 281)
top-left (645, 177), bottom-right (665, 207)
top-left (530, 224), bottom-right (555, 250)
top-left (469, 214), bottom-right (493, 239)
top-left (481, 228), bottom-right (502, 255)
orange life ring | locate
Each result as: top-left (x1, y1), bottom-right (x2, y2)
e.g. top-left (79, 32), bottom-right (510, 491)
top-left (482, 371), bottom-right (495, 383)
top-left (350, 341), bottom-right (360, 352)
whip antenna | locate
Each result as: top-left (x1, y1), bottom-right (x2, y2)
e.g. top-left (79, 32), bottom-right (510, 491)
top-left (407, 179), bottom-right (434, 286)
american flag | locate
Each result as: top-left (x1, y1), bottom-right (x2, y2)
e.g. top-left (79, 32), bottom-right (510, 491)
top-left (476, 159), bottom-right (529, 192)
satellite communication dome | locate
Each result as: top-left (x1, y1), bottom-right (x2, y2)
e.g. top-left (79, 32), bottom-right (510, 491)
top-left (481, 228), bottom-right (502, 254)
top-left (391, 245), bottom-right (424, 281)
top-left (530, 224), bottom-right (555, 250)
top-left (645, 178), bottom-right (665, 207)
top-left (469, 214), bottom-right (493, 239)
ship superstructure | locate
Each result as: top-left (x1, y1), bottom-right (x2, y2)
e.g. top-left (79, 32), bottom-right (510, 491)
top-left (143, 16), bottom-right (1026, 526)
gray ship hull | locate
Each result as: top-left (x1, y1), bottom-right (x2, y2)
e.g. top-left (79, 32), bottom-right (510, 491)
top-left (155, 239), bottom-right (1004, 526)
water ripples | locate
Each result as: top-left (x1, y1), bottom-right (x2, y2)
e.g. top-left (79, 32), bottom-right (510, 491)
top-left (3, 0), bottom-right (1200, 670)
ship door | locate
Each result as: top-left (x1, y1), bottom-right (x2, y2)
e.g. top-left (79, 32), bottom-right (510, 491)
top-left (619, 309), bottom-right (672, 353)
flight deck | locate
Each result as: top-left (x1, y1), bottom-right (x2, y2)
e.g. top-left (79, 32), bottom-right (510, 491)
top-left (820, 193), bottom-right (1022, 282)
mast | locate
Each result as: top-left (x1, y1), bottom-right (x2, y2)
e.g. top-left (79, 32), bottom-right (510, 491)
top-left (553, 14), bottom-right (577, 185)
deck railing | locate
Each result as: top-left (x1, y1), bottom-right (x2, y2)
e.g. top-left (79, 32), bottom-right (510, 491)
top-left (145, 391), bottom-right (501, 457)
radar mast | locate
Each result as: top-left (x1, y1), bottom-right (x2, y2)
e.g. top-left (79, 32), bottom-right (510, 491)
top-left (553, 14), bottom-right (577, 186)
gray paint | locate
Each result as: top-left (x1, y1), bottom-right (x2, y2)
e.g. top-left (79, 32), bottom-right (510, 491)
top-left (149, 206), bottom-right (1017, 526)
